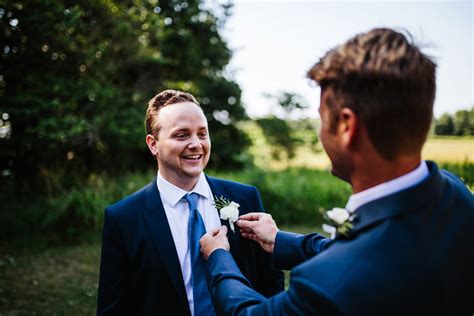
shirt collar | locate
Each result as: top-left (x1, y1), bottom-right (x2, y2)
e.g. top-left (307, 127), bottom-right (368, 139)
top-left (157, 172), bottom-right (210, 207)
top-left (345, 161), bottom-right (429, 213)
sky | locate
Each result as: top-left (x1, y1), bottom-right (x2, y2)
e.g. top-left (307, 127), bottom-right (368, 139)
top-left (221, 0), bottom-right (473, 119)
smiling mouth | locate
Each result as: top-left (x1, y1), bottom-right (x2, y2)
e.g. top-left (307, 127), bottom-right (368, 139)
top-left (182, 154), bottom-right (203, 161)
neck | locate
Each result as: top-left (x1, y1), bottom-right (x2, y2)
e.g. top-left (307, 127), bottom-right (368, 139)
top-left (171, 177), bottom-right (198, 192)
top-left (350, 154), bottom-right (422, 194)
top-left (158, 169), bottom-right (199, 192)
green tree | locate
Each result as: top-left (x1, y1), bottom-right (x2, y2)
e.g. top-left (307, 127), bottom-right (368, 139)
top-left (453, 109), bottom-right (474, 136)
top-left (255, 91), bottom-right (315, 164)
top-left (1, 0), bottom-right (249, 190)
top-left (264, 91), bottom-right (309, 115)
top-left (256, 116), bottom-right (299, 162)
top-left (434, 113), bottom-right (455, 135)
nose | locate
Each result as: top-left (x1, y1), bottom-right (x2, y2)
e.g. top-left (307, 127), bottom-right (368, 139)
top-left (187, 134), bottom-right (202, 149)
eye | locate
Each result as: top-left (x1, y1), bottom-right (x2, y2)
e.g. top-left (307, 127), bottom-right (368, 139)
top-left (175, 133), bottom-right (188, 139)
top-left (198, 131), bottom-right (208, 138)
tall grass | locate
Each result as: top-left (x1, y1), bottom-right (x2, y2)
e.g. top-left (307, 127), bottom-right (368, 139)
top-left (1, 161), bottom-right (471, 242)
top-left (0, 173), bottom-right (154, 241)
top-left (210, 168), bottom-right (351, 226)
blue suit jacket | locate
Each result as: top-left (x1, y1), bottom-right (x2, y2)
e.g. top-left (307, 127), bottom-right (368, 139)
top-left (206, 162), bottom-right (474, 315)
top-left (97, 176), bottom-right (284, 315)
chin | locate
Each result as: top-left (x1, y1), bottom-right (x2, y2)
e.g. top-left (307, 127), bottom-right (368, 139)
top-left (182, 166), bottom-right (205, 178)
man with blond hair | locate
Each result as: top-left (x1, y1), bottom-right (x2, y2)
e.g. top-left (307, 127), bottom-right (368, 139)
top-left (200, 28), bottom-right (474, 315)
top-left (97, 90), bottom-right (283, 315)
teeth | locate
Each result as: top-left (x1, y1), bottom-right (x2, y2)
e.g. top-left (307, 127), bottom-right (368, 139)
top-left (184, 155), bottom-right (201, 159)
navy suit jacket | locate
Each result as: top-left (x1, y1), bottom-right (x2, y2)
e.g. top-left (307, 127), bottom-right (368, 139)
top-left (206, 162), bottom-right (474, 315)
top-left (97, 176), bottom-right (284, 315)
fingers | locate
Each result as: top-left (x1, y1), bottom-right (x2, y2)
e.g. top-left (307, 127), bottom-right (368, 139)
top-left (200, 233), bottom-right (211, 245)
top-left (238, 226), bottom-right (253, 234)
top-left (209, 227), bottom-right (220, 236)
top-left (217, 225), bottom-right (228, 236)
top-left (238, 213), bottom-right (264, 221)
top-left (241, 232), bottom-right (258, 242)
top-left (236, 219), bottom-right (255, 229)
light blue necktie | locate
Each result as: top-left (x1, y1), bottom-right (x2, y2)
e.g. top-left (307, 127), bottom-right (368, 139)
top-left (184, 193), bottom-right (216, 316)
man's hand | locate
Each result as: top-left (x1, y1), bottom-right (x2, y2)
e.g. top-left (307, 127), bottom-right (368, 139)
top-left (200, 226), bottom-right (230, 260)
top-left (236, 213), bottom-right (279, 254)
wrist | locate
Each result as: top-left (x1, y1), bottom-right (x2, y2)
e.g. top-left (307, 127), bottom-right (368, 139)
top-left (270, 229), bottom-right (279, 252)
top-left (271, 227), bottom-right (279, 243)
top-left (208, 247), bottom-right (228, 259)
top-left (211, 246), bottom-right (229, 255)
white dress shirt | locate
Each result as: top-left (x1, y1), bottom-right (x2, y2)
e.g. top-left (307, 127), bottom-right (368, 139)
top-left (157, 172), bottom-right (221, 316)
top-left (346, 161), bottom-right (430, 212)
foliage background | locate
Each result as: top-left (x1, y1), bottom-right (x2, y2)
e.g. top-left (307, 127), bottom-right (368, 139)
top-left (1, 0), bottom-right (249, 183)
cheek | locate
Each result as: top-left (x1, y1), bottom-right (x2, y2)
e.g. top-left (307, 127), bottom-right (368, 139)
top-left (203, 139), bottom-right (211, 151)
top-left (159, 141), bottom-right (181, 156)
top-left (319, 127), bottom-right (328, 144)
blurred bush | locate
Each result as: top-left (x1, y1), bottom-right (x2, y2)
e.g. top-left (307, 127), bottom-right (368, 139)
top-left (212, 168), bottom-right (351, 226)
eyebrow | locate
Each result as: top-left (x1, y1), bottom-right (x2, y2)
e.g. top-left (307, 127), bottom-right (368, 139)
top-left (171, 126), bottom-right (208, 133)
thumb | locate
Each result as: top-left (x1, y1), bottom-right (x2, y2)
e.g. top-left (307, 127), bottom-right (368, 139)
top-left (218, 225), bottom-right (228, 236)
top-left (199, 233), bottom-right (210, 244)
top-left (209, 227), bottom-right (220, 236)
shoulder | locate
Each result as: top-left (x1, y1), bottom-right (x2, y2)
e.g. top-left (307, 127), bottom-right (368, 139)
top-left (439, 169), bottom-right (474, 209)
top-left (440, 168), bottom-right (471, 191)
top-left (207, 176), bottom-right (259, 194)
top-left (106, 181), bottom-right (154, 218)
top-left (289, 234), bottom-right (400, 313)
top-left (206, 175), bottom-right (263, 211)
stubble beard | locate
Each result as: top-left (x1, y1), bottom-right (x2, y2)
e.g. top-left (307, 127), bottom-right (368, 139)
top-left (157, 153), bottom-right (209, 184)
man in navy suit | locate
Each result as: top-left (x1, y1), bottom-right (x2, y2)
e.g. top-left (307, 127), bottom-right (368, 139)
top-left (200, 28), bottom-right (474, 315)
top-left (97, 90), bottom-right (284, 315)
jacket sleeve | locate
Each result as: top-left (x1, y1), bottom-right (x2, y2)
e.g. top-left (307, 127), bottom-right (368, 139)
top-left (251, 187), bottom-right (285, 297)
top-left (273, 231), bottom-right (331, 270)
top-left (97, 207), bottom-right (129, 315)
top-left (207, 249), bottom-right (340, 316)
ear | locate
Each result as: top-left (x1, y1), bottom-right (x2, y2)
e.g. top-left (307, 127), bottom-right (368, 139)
top-left (146, 134), bottom-right (159, 156)
top-left (337, 108), bottom-right (358, 148)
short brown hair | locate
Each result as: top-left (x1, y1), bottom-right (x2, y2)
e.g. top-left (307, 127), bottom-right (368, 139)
top-left (308, 28), bottom-right (436, 160)
top-left (145, 89), bottom-right (199, 136)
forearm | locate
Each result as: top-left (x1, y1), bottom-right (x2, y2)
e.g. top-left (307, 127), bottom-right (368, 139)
top-left (252, 188), bottom-right (285, 296)
top-left (207, 249), bottom-right (338, 316)
top-left (255, 245), bottom-right (285, 297)
top-left (273, 231), bottom-right (330, 270)
top-left (207, 249), bottom-right (267, 315)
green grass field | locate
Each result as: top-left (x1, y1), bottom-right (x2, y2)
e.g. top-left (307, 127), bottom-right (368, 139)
top-left (422, 136), bottom-right (473, 163)
top-left (1, 239), bottom-right (101, 315)
top-left (250, 136), bottom-right (474, 170)
top-left (0, 226), bottom-right (319, 315)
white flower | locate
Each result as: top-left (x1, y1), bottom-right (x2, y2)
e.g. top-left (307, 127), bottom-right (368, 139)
top-left (321, 207), bottom-right (355, 239)
top-left (322, 224), bottom-right (337, 240)
top-left (326, 207), bottom-right (350, 225)
top-left (213, 196), bottom-right (240, 233)
top-left (219, 202), bottom-right (240, 232)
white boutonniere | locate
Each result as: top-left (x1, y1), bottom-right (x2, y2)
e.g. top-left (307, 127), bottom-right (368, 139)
top-left (213, 196), bottom-right (240, 233)
top-left (321, 207), bottom-right (356, 239)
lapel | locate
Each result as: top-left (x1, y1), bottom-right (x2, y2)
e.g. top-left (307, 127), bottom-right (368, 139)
top-left (348, 161), bottom-right (444, 237)
top-left (206, 176), bottom-right (240, 253)
top-left (141, 180), bottom-right (189, 310)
